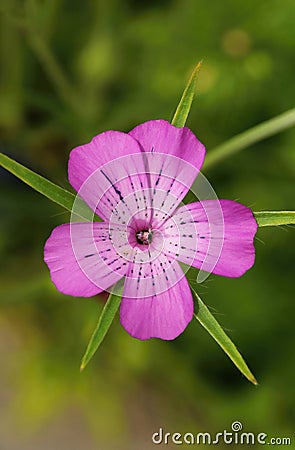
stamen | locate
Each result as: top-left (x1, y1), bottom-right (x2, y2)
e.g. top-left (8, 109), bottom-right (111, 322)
top-left (136, 228), bottom-right (153, 245)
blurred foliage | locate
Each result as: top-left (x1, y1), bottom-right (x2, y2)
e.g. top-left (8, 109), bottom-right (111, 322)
top-left (0, 0), bottom-right (295, 448)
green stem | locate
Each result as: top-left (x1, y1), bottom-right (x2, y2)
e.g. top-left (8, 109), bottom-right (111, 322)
top-left (1, 5), bottom-right (79, 112)
top-left (203, 108), bottom-right (295, 170)
top-left (27, 30), bottom-right (79, 112)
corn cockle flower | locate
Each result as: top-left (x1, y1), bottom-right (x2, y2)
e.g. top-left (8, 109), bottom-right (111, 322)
top-left (44, 120), bottom-right (257, 340)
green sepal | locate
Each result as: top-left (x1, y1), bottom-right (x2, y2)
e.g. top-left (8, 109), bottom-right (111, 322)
top-left (0, 152), bottom-right (97, 220)
top-left (254, 211), bottom-right (295, 227)
top-left (80, 292), bottom-right (122, 371)
top-left (171, 61), bottom-right (202, 128)
top-left (192, 288), bottom-right (258, 385)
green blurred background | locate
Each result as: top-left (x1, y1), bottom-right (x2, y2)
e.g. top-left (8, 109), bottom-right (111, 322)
top-left (0, 0), bottom-right (294, 448)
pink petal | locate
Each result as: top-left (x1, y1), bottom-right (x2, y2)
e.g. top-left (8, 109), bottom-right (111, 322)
top-left (68, 131), bottom-right (149, 221)
top-left (129, 119), bottom-right (206, 209)
top-left (164, 200), bottom-right (258, 278)
top-left (68, 122), bottom-right (205, 226)
top-left (122, 249), bottom-right (181, 299)
top-left (44, 222), bottom-right (128, 297)
top-left (129, 119), bottom-right (205, 172)
top-left (120, 266), bottom-right (194, 340)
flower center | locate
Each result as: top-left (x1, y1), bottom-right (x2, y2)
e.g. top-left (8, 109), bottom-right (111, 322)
top-left (136, 228), bottom-right (153, 245)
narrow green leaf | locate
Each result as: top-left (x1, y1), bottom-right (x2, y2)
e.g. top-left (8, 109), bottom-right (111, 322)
top-left (254, 211), bottom-right (295, 227)
top-left (192, 289), bottom-right (258, 385)
top-left (203, 107), bottom-right (295, 170)
top-left (171, 61), bottom-right (202, 128)
top-left (0, 152), bottom-right (95, 220)
top-left (80, 292), bottom-right (121, 371)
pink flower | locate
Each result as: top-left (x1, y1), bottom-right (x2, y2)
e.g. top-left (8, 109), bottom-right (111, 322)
top-left (44, 120), bottom-right (257, 340)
